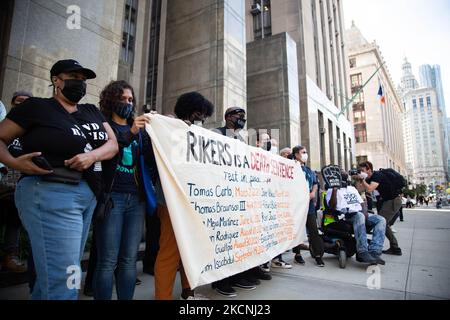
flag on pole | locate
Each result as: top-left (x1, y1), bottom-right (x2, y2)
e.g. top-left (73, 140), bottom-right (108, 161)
top-left (378, 85), bottom-right (386, 106)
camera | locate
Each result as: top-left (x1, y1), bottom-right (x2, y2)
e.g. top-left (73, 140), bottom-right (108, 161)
top-left (349, 169), bottom-right (360, 176)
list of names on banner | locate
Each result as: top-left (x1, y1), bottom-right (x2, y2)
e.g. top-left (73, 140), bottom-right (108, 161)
top-left (185, 131), bottom-right (296, 273)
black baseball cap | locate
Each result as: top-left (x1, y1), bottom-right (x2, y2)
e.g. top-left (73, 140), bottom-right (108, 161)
top-left (50, 59), bottom-right (96, 79)
top-left (224, 107), bottom-right (245, 118)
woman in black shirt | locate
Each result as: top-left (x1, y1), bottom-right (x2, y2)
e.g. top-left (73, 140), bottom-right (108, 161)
top-left (0, 59), bottom-right (118, 300)
top-left (93, 80), bottom-right (154, 300)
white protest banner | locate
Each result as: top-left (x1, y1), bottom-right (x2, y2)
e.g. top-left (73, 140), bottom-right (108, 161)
top-left (146, 115), bottom-right (309, 288)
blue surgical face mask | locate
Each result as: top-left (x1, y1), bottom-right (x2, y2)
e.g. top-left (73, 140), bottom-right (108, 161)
top-left (113, 103), bottom-right (134, 119)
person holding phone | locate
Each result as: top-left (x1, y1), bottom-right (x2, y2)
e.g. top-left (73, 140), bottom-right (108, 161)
top-left (0, 59), bottom-right (118, 300)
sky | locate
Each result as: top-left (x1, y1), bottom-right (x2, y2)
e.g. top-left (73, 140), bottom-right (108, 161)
top-left (343, 0), bottom-right (450, 116)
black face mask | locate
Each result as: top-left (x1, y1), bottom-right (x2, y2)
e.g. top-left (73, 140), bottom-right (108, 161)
top-left (233, 118), bottom-right (246, 130)
top-left (113, 102), bottom-right (134, 119)
top-left (59, 79), bottom-right (86, 104)
top-left (262, 141), bottom-right (272, 152)
top-left (341, 174), bottom-right (349, 188)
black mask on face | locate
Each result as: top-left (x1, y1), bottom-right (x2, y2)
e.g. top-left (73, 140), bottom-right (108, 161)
top-left (262, 141), bottom-right (272, 152)
top-left (341, 173), bottom-right (349, 188)
top-left (113, 102), bottom-right (134, 119)
top-left (59, 79), bottom-right (86, 104)
top-left (233, 118), bottom-right (246, 130)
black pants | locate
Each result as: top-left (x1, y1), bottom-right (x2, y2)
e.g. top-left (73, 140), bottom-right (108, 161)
top-left (84, 223), bottom-right (97, 289)
top-left (142, 214), bottom-right (160, 272)
top-left (389, 207), bottom-right (404, 226)
top-left (293, 213), bottom-right (324, 258)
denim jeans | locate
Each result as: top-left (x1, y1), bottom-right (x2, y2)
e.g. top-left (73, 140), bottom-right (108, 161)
top-left (93, 192), bottom-right (144, 300)
top-left (15, 176), bottom-right (96, 300)
top-left (346, 212), bottom-right (386, 255)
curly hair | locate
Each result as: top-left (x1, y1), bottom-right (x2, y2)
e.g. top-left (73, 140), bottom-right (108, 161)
top-left (99, 80), bottom-right (136, 123)
top-left (173, 92), bottom-right (214, 120)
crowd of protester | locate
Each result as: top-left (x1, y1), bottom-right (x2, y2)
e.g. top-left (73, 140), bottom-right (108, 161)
top-left (0, 59), bottom-right (409, 300)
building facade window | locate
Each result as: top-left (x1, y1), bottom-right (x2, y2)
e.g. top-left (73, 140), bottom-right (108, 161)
top-left (349, 57), bottom-right (356, 68)
top-left (351, 73), bottom-right (363, 92)
top-left (252, 0), bottom-right (272, 40)
top-left (413, 99), bottom-right (417, 109)
top-left (426, 96), bottom-right (431, 108)
top-left (311, 0), bottom-right (321, 88)
top-left (121, 0), bottom-right (138, 66)
top-left (146, 0), bottom-right (162, 108)
top-left (356, 155), bottom-right (368, 165)
top-left (337, 127), bottom-right (342, 167)
top-left (328, 120), bottom-right (335, 164)
top-left (343, 132), bottom-right (348, 170)
top-left (419, 97), bottom-right (424, 110)
top-left (318, 111), bottom-right (326, 168)
top-left (353, 109), bottom-right (366, 124)
top-left (354, 123), bottom-right (367, 143)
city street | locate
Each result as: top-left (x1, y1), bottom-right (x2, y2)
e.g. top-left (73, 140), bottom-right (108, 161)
top-left (1, 207), bottom-right (449, 300)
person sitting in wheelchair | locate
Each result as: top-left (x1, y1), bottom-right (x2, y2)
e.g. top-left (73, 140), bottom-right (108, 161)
top-left (325, 170), bottom-right (386, 265)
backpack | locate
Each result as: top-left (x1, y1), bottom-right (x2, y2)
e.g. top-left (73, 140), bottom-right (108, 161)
top-left (379, 168), bottom-right (407, 195)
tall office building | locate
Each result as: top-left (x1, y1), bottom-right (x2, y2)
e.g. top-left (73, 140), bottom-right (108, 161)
top-left (244, 0), bottom-right (355, 170)
top-left (345, 23), bottom-right (406, 174)
top-left (418, 64), bottom-right (449, 178)
top-left (419, 64), bottom-right (446, 111)
top-left (400, 59), bottom-right (448, 188)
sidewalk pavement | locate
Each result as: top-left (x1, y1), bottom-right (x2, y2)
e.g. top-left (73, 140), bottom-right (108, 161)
top-left (1, 208), bottom-right (449, 300)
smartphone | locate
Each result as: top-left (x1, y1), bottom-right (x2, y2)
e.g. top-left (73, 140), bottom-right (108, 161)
top-left (32, 156), bottom-right (53, 171)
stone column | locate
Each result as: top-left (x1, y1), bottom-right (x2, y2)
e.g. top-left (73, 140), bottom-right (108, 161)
top-left (246, 32), bottom-right (300, 149)
top-left (162, 0), bottom-right (247, 128)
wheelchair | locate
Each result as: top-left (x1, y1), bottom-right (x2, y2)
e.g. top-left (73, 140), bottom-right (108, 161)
top-left (315, 206), bottom-right (374, 269)
top-left (317, 210), bottom-right (356, 269)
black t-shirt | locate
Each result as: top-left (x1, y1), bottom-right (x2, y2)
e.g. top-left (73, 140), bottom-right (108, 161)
top-left (110, 122), bottom-right (138, 194)
top-left (367, 171), bottom-right (396, 201)
top-left (7, 97), bottom-right (109, 196)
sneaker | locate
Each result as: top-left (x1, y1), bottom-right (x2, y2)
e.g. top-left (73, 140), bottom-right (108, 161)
top-left (294, 254), bottom-right (305, 265)
top-left (356, 251), bottom-right (378, 265)
top-left (231, 278), bottom-right (257, 290)
top-left (382, 247), bottom-right (402, 256)
top-left (391, 228), bottom-right (397, 233)
top-left (315, 257), bottom-right (325, 267)
top-left (136, 278), bottom-right (142, 286)
top-left (252, 267), bottom-right (272, 281)
top-left (260, 263), bottom-right (270, 273)
top-left (213, 283), bottom-right (237, 298)
top-left (2, 254), bottom-right (27, 273)
top-left (245, 274), bottom-right (261, 286)
top-left (271, 258), bottom-right (292, 269)
top-left (180, 293), bottom-right (209, 300)
top-left (369, 252), bottom-right (386, 265)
